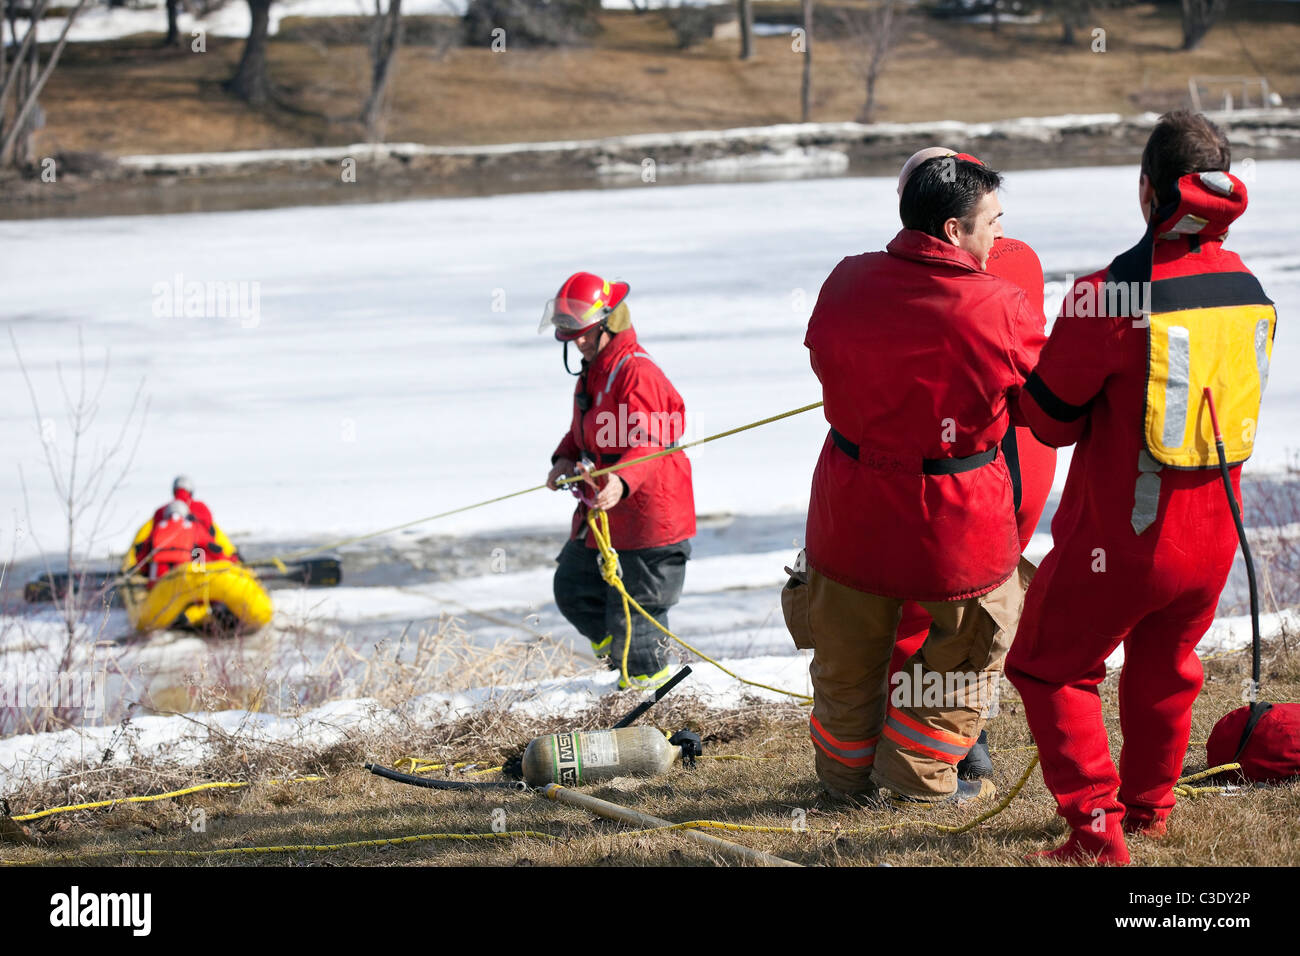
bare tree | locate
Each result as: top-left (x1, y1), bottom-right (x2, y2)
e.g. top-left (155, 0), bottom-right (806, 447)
top-left (10, 330), bottom-right (148, 733)
top-left (835, 0), bottom-right (909, 125)
top-left (0, 0), bottom-right (91, 169)
top-left (1180, 0), bottom-right (1227, 50)
top-left (737, 0), bottom-right (754, 60)
top-left (799, 0), bottom-right (813, 122)
top-left (362, 0), bottom-right (404, 142)
top-left (226, 0), bottom-right (274, 105)
top-left (165, 0), bottom-right (182, 46)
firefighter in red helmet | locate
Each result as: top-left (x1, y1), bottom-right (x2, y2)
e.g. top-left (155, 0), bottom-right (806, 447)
top-left (540, 272), bottom-right (696, 690)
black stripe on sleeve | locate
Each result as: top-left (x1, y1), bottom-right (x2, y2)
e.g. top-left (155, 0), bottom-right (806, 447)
top-left (1024, 371), bottom-right (1090, 423)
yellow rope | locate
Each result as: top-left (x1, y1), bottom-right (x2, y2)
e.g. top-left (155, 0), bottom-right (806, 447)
top-left (1, 829), bottom-right (558, 865)
top-left (1199, 647), bottom-right (1250, 663)
top-left (588, 510), bottom-right (813, 703)
top-left (265, 402), bottom-right (824, 564)
top-left (1172, 762), bottom-right (1243, 798)
top-left (12, 776), bottom-right (325, 822)
top-left (617, 755), bottom-right (1041, 839)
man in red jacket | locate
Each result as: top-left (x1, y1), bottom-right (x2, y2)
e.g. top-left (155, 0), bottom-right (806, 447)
top-left (143, 500), bottom-right (215, 583)
top-left (788, 157), bottom-right (1046, 804)
top-left (1006, 111), bottom-right (1277, 864)
top-left (888, 149), bottom-right (1059, 780)
top-left (541, 272), bottom-right (696, 690)
top-left (152, 476), bottom-right (239, 563)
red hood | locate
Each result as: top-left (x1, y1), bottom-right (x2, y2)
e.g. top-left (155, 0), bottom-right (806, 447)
top-left (1106, 169), bottom-right (1249, 289)
top-left (1152, 170), bottom-right (1248, 241)
top-left (886, 229), bottom-right (983, 273)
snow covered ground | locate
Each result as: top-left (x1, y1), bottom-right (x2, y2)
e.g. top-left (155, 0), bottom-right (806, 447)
top-left (4, 162), bottom-right (1296, 554)
top-left (21, 0), bottom-right (764, 45)
top-left (1, 162), bottom-right (1297, 782)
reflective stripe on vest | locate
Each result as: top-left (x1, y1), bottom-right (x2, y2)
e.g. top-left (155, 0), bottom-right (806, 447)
top-left (595, 351), bottom-right (653, 406)
top-left (1255, 317), bottom-right (1271, 394)
top-left (809, 714), bottom-right (876, 768)
top-left (881, 706), bottom-right (976, 765)
top-left (1160, 326), bottom-right (1191, 451)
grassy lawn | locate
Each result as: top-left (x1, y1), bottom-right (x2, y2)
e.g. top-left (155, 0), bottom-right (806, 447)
top-left (5, 630), bottom-right (1297, 866)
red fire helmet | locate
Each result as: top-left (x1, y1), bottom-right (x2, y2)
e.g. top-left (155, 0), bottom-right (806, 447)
top-left (539, 272), bottom-right (630, 341)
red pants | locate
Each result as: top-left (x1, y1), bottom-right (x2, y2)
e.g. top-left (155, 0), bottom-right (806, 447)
top-left (1004, 531), bottom-right (1235, 834)
top-left (890, 427), bottom-right (1055, 675)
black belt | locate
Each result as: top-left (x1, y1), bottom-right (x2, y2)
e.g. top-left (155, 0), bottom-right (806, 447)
top-left (830, 428), bottom-right (997, 475)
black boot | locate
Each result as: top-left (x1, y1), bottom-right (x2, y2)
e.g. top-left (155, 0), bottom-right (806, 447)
top-left (956, 729), bottom-right (993, 780)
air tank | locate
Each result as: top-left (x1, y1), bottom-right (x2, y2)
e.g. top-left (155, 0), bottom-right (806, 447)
top-left (521, 726), bottom-right (691, 787)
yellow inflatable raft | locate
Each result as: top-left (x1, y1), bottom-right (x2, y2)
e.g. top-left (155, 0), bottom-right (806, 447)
top-left (122, 519), bottom-right (273, 634)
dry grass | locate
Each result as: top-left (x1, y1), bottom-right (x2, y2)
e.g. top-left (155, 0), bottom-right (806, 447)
top-left (4, 627), bottom-right (1297, 867)
top-left (30, 3), bottom-right (1300, 158)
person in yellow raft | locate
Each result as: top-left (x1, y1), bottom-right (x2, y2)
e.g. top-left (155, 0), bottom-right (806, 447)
top-left (121, 477), bottom-right (271, 634)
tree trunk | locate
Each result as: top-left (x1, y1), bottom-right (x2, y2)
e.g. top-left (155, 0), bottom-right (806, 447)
top-left (14, 45), bottom-right (38, 167)
top-left (165, 0), bottom-right (182, 46)
top-left (860, 74), bottom-right (878, 124)
top-left (362, 0), bottom-right (404, 142)
top-left (1181, 0), bottom-right (1226, 51)
top-left (800, 0), bottom-right (812, 122)
top-left (990, 0), bottom-right (999, 34)
top-left (2, 0), bottom-right (86, 169)
top-left (737, 0), bottom-right (754, 60)
top-left (226, 0), bottom-right (274, 105)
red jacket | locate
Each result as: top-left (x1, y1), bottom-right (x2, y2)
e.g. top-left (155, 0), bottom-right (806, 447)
top-left (804, 229), bottom-right (1047, 600)
top-left (1021, 172), bottom-right (1268, 560)
top-left (553, 327), bottom-right (696, 550)
top-left (155, 491), bottom-right (214, 532)
top-left (147, 514), bottom-right (214, 582)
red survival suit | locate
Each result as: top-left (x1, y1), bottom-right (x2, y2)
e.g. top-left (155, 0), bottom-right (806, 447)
top-left (1005, 171), bottom-right (1276, 862)
top-left (154, 488), bottom-right (212, 535)
top-left (553, 326), bottom-right (696, 549)
top-left (146, 511), bottom-right (216, 583)
top-left (152, 491), bottom-right (237, 564)
top-left (804, 229), bottom-right (1047, 601)
top-left (890, 237), bottom-right (1058, 673)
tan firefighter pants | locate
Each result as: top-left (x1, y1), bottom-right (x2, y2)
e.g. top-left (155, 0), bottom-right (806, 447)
top-left (782, 557), bottom-right (1033, 799)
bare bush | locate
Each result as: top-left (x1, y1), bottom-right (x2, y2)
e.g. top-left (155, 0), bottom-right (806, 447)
top-left (462, 0), bottom-right (601, 49)
top-left (7, 328), bottom-right (148, 733)
top-left (1243, 457), bottom-right (1300, 614)
top-left (663, 3), bottom-right (717, 49)
top-left (832, 0), bottom-right (910, 124)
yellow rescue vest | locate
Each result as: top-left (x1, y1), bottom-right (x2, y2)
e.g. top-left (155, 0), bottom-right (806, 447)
top-left (1143, 272), bottom-right (1276, 469)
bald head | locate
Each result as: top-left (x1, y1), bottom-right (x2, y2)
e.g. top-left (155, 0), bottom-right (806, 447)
top-left (897, 147), bottom-right (958, 196)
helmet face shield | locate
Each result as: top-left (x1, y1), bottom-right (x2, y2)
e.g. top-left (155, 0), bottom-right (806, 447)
top-left (539, 296), bottom-right (611, 338)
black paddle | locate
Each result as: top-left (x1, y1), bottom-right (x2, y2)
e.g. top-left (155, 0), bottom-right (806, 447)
top-left (23, 556), bottom-right (342, 604)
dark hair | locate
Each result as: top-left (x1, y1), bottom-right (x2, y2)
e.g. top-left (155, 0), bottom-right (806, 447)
top-left (1140, 110), bottom-right (1230, 207)
top-left (899, 157), bottom-right (1004, 240)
